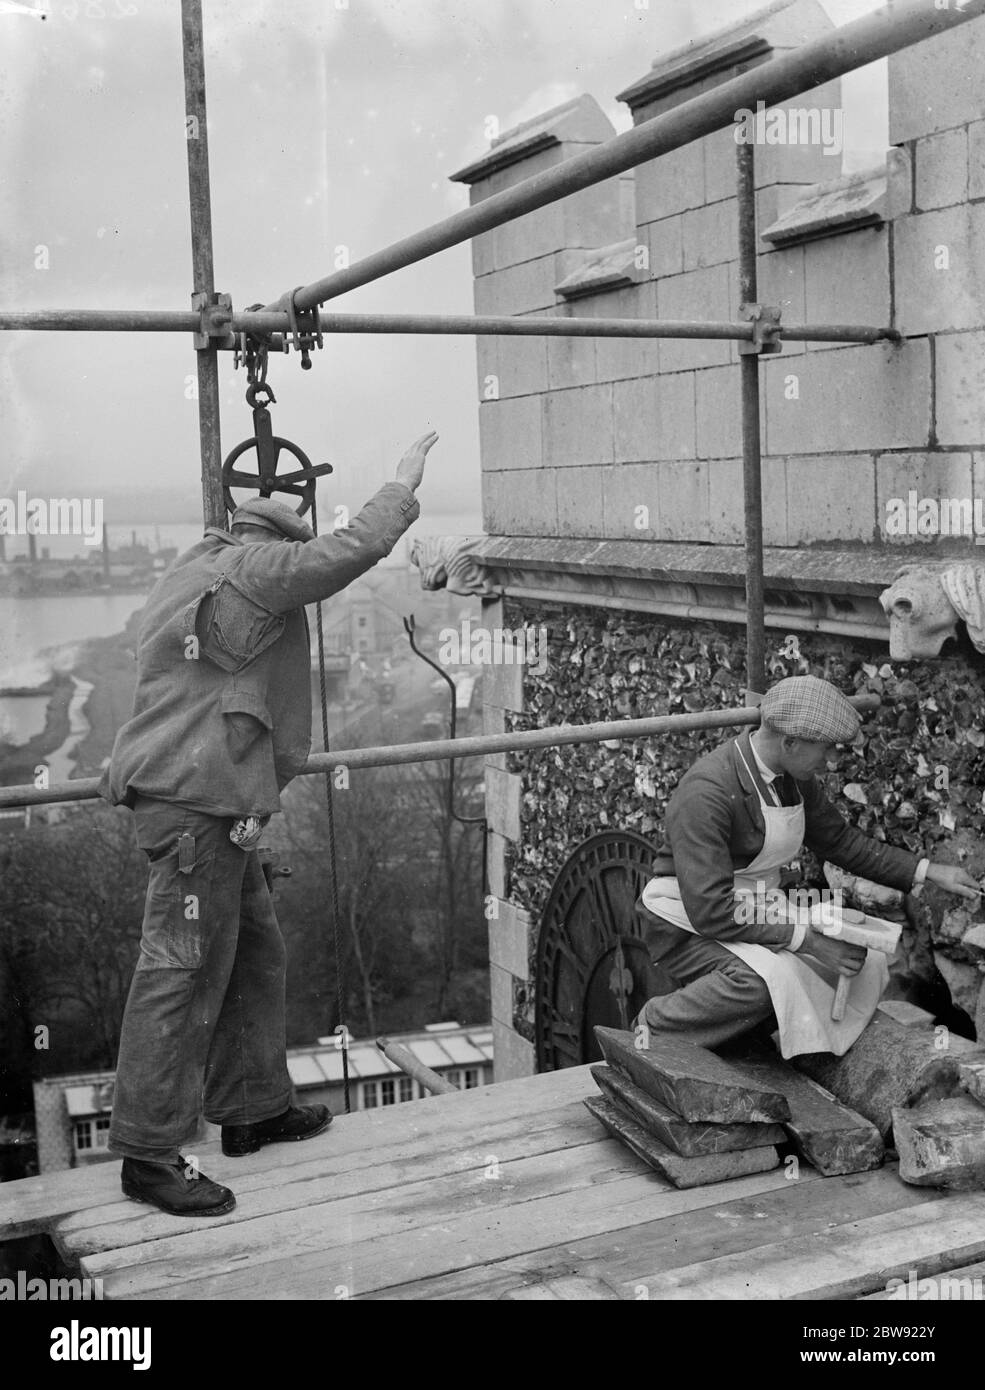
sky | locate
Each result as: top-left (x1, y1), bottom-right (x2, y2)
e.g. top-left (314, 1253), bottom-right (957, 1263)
top-left (0, 0), bottom-right (890, 532)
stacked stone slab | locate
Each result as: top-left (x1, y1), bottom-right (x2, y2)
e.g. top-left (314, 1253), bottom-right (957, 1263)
top-left (587, 1027), bottom-right (787, 1189)
top-left (587, 1026), bottom-right (891, 1186)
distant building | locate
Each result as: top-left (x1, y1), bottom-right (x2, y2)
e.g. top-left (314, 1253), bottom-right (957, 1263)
top-left (30, 1023), bottom-right (493, 1173)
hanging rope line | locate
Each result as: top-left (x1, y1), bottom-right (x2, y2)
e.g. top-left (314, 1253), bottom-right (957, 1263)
top-left (310, 490), bottom-right (352, 1115)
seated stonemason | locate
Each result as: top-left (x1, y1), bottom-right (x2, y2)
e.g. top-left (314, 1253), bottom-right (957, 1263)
top-left (636, 675), bottom-right (979, 1060)
top-left (99, 430), bottom-right (437, 1218)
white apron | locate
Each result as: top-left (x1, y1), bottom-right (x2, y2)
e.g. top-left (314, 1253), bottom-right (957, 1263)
top-left (641, 742), bottom-right (887, 1058)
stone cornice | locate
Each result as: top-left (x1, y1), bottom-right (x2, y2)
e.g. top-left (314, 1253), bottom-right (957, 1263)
top-left (465, 536), bottom-right (906, 641)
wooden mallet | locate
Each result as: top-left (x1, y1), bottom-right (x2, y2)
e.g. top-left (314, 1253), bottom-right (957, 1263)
top-left (809, 904), bottom-right (902, 1022)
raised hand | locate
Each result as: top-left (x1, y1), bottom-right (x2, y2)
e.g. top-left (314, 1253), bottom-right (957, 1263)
top-left (395, 429), bottom-right (439, 493)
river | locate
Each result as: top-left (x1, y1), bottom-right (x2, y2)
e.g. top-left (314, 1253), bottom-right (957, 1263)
top-left (0, 593), bottom-right (146, 745)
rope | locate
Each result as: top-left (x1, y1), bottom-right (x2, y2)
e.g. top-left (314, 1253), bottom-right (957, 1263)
top-left (309, 497), bottom-right (351, 1114)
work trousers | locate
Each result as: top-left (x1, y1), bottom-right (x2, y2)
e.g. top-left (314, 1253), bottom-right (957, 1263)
top-left (640, 929), bottom-right (778, 1050)
top-left (108, 796), bottom-right (293, 1163)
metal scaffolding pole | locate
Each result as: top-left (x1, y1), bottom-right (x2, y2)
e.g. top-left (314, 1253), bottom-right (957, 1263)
top-left (181, 0), bottom-right (225, 530)
top-left (0, 695), bottom-right (879, 810)
top-left (265, 0), bottom-right (985, 311)
top-left (737, 139), bottom-right (766, 700)
top-left (0, 307), bottom-right (898, 344)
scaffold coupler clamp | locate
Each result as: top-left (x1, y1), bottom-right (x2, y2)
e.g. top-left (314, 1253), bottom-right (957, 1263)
top-left (276, 285), bottom-right (323, 370)
top-left (192, 291), bottom-right (236, 351)
top-left (737, 302), bottom-right (782, 355)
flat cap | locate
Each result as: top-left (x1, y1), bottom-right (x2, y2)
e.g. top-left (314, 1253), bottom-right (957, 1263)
top-left (231, 497), bottom-right (314, 542)
top-left (759, 675), bottom-right (861, 744)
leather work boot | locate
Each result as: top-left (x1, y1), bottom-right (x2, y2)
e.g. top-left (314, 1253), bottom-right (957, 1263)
top-left (121, 1156), bottom-right (236, 1216)
top-left (221, 1103), bottom-right (332, 1157)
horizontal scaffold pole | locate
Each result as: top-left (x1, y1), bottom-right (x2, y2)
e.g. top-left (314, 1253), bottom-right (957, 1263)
top-left (264, 0), bottom-right (984, 310)
top-left (0, 694), bottom-right (879, 810)
top-left (0, 308), bottom-right (897, 345)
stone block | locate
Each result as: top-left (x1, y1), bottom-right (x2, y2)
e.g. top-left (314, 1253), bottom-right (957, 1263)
top-left (634, 143), bottom-right (704, 224)
top-left (886, 146), bottom-right (914, 221)
top-left (642, 215), bottom-right (684, 281)
top-left (562, 176), bottom-right (630, 251)
top-left (762, 340), bottom-right (932, 455)
top-left (600, 462), bottom-right (660, 538)
top-left (794, 1012), bottom-right (975, 1139)
top-left (915, 127), bottom-right (969, 212)
top-left (803, 228), bottom-right (891, 352)
top-left (556, 466), bottom-right (605, 539)
top-left (894, 204), bottom-right (985, 336)
top-left (707, 455), bottom-right (788, 548)
top-left (591, 1064), bottom-right (786, 1156)
top-left (591, 281), bottom-right (662, 383)
top-left (784, 454), bottom-right (876, 544)
top-left (970, 120), bottom-right (985, 202)
top-left (893, 1096), bottom-right (985, 1191)
top-left (732, 1054), bottom-right (884, 1176)
top-left (694, 362), bottom-right (746, 461)
top-left (741, 82), bottom-right (846, 188)
top-left (489, 962), bottom-right (514, 1027)
top-left (958, 1055), bottom-right (985, 1108)
top-left (703, 127), bottom-right (741, 208)
top-left (488, 896), bottom-right (530, 978)
top-left (656, 460), bottom-right (710, 543)
top-left (584, 1096), bottom-right (780, 1190)
top-left (486, 830), bottom-right (508, 899)
top-left (594, 1026), bottom-right (790, 1124)
top-left (495, 322), bottom-right (550, 398)
top-left (613, 372), bottom-right (696, 463)
top-left (475, 335), bottom-right (498, 402)
top-left (482, 701), bottom-right (506, 771)
top-left (492, 1019), bottom-right (535, 1083)
top-left (889, 15), bottom-right (985, 144)
top-left (481, 468), bottom-right (557, 536)
top-left (478, 395), bottom-right (543, 472)
top-left (879, 1000), bottom-right (938, 1029)
top-left (658, 264), bottom-right (734, 373)
top-left (543, 384), bottom-right (614, 467)
top-left (473, 253), bottom-right (560, 316)
top-left (681, 199), bottom-right (738, 271)
top-left (936, 332), bottom-right (985, 447)
top-left (875, 451), bottom-right (975, 543)
top-left (757, 243), bottom-right (806, 359)
top-left (546, 331), bottom-right (597, 390)
top-left (485, 768), bottom-right (522, 843)
top-left (484, 657), bottom-right (523, 712)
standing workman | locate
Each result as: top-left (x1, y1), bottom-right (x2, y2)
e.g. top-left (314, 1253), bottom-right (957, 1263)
top-left (99, 430), bottom-right (437, 1216)
top-left (637, 675), bottom-right (979, 1059)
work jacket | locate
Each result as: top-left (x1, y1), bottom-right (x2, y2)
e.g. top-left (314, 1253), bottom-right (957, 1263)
top-left (640, 729), bottom-right (921, 960)
top-left (100, 481), bottom-right (419, 818)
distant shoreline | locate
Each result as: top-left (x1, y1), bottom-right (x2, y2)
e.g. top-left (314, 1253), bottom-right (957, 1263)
top-left (0, 615), bottom-right (140, 788)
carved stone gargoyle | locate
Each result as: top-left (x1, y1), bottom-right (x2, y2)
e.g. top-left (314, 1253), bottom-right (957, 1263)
top-left (878, 562), bottom-right (985, 660)
top-left (409, 535), bottom-right (498, 598)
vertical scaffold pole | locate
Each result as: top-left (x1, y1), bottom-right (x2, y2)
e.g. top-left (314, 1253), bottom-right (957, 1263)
top-left (737, 140), bottom-right (766, 699)
top-left (181, 0), bottom-right (225, 530)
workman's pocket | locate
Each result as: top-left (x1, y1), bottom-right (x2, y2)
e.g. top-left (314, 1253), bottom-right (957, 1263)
top-left (186, 579), bottom-right (284, 674)
top-left (139, 838), bottom-right (216, 970)
top-left (220, 689), bottom-right (273, 765)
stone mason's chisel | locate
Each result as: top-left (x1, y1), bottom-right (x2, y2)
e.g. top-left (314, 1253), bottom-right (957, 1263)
top-left (810, 903), bottom-right (902, 1022)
